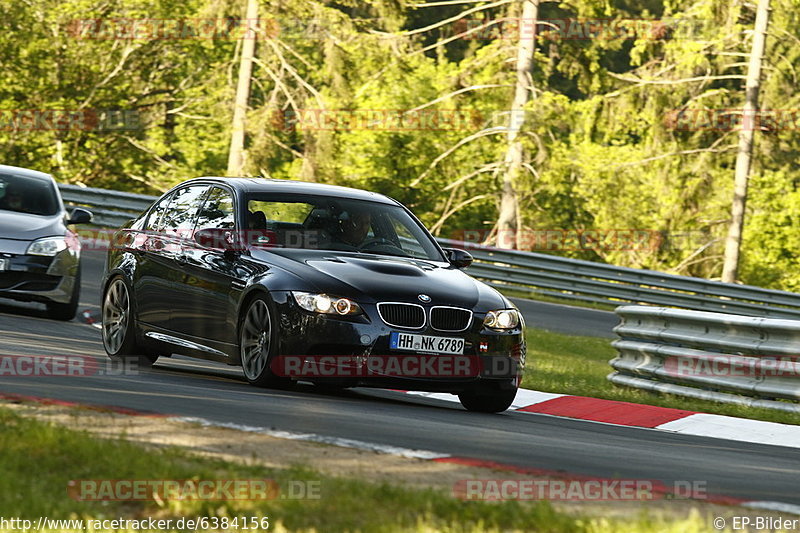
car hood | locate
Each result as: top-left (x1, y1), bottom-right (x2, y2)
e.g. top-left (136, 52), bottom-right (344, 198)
top-left (254, 249), bottom-right (509, 310)
top-left (0, 211), bottom-right (65, 241)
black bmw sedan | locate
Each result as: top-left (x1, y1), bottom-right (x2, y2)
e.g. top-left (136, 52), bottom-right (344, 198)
top-left (102, 178), bottom-right (526, 412)
top-left (0, 165), bottom-right (92, 320)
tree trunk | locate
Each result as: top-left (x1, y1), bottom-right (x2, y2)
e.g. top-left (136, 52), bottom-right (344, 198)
top-left (226, 0), bottom-right (259, 176)
top-left (496, 0), bottom-right (538, 249)
top-left (721, 0), bottom-right (771, 283)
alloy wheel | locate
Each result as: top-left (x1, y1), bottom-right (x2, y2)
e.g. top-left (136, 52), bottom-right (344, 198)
top-left (103, 279), bottom-right (130, 354)
top-left (241, 300), bottom-right (271, 380)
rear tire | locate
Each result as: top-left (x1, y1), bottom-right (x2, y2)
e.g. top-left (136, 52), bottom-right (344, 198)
top-left (239, 295), bottom-right (292, 388)
top-left (458, 385), bottom-right (517, 413)
top-left (47, 269), bottom-right (80, 321)
top-left (102, 276), bottom-right (158, 367)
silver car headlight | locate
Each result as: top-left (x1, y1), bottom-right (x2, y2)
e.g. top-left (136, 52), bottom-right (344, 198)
top-left (483, 309), bottom-right (521, 330)
top-left (292, 292), bottom-right (362, 316)
top-left (27, 236), bottom-right (68, 256)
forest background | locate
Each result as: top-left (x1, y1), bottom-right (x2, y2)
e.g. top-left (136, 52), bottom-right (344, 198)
top-left (2, 0), bottom-right (798, 289)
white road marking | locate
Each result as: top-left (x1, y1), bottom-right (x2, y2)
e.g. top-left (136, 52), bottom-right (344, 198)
top-left (657, 413), bottom-right (800, 449)
top-left (743, 501), bottom-right (800, 516)
top-left (171, 416), bottom-right (451, 460)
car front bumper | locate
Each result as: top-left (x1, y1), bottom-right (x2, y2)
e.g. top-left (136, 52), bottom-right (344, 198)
top-left (0, 239), bottom-right (79, 305)
top-left (271, 291), bottom-right (526, 393)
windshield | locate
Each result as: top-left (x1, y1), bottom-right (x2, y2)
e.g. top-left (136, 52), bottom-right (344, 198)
top-left (245, 194), bottom-right (444, 261)
top-left (0, 173), bottom-right (60, 216)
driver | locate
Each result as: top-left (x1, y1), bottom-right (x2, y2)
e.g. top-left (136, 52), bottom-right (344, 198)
top-left (337, 209), bottom-right (371, 248)
top-left (0, 186), bottom-right (23, 212)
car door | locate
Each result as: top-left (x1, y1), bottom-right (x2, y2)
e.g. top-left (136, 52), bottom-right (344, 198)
top-left (173, 185), bottom-right (244, 345)
top-left (133, 191), bottom-right (177, 330)
top-left (138, 184), bottom-right (210, 333)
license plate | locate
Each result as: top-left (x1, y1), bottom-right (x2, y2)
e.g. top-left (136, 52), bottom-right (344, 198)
top-left (390, 332), bottom-right (465, 355)
top-left (0, 259), bottom-right (7, 271)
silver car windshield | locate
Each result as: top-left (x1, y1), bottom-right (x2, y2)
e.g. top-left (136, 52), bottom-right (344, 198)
top-left (0, 173), bottom-right (59, 216)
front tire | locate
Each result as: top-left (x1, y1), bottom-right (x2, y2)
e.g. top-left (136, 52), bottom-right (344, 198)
top-left (458, 385), bottom-right (517, 413)
top-left (47, 269), bottom-right (80, 321)
top-left (239, 296), bottom-right (291, 388)
top-left (102, 276), bottom-right (158, 367)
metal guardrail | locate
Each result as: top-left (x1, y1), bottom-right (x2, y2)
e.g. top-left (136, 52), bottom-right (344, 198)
top-left (437, 238), bottom-right (800, 319)
top-left (59, 183), bottom-right (156, 227)
top-left (608, 305), bottom-right (800, 413)
top-left (58, 183), bottom-right (800, 319)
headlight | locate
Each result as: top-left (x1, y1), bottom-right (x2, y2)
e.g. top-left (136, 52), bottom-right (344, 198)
top-left (27, 237), bottom-right (68, 256)
top-left (292, 292), bottom-right (362, 316)
top-left (483, 309), bottom-right (520, 330)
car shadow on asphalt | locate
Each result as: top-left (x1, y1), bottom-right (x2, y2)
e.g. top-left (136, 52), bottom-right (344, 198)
top-left (0, 299), bottom-right (52, 320)
top-left (145, 359), bottom-right (469, 412)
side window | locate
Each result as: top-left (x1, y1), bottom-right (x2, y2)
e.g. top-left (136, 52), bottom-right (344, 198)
top-left (195, 187), bottom-right (236, 232)
top-left (249, 201), bottom-right (314, 224)
top-left (160, 185), bottom-right (209, 238)
top-left (145, 193), bottom-right (173, 232)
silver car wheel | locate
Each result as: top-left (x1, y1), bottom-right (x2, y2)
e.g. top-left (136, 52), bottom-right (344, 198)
top-left (241, 299), bottom-right (271, 380)
top-left (103, 278), bottom-right (130, 354)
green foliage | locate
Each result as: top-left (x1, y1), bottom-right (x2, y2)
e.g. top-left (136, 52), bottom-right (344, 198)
top-left (3, 0), bottom-right (800, 290)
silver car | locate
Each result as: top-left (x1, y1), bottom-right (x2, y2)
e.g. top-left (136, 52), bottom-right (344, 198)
top-left (0, 165), bottom-right (92, 320)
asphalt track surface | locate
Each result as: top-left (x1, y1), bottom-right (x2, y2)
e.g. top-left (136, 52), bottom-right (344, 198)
top-left (1, 249), bottom-right (799, 506)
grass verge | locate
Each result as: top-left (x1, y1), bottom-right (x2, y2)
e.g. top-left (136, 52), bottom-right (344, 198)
top-left (0, 406), bottom-right (722, 533)
top-left (521, 327), bottom-right (800, 425)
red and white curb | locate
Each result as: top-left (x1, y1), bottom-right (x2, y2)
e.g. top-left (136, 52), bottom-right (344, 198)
top-left (400, 388), bottom-right (800, 450)
top-left (0, 392), bottom-right (167, 418)
top-left (152, 416), bottom-right (800, 514)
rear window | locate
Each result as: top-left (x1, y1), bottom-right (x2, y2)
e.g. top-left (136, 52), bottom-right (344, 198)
top-left (0, 173), bottom-right (60, 216)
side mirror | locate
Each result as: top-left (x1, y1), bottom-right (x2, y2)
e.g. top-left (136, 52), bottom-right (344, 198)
top-left (67, 208), bottom-right (92, 225)
top-left (194, 228), bottom-right (241, 253)
top-left (442, 247), bottom-right (473, 269)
